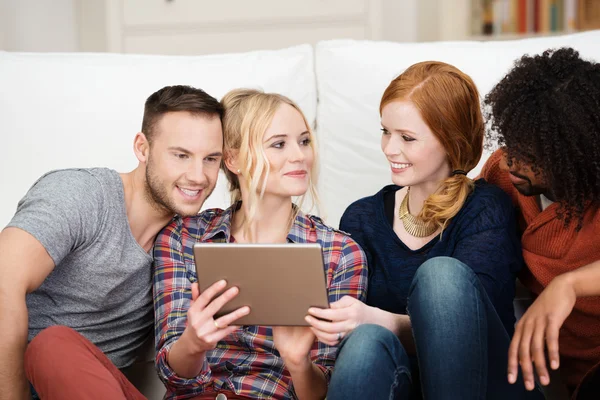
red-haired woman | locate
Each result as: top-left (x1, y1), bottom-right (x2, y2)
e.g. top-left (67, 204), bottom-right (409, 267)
top-left (306, 62), bottom-right (543, 400)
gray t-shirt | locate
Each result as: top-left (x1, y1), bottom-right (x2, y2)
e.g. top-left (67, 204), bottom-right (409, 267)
top-left (7, 168), bottom-right (154, 368)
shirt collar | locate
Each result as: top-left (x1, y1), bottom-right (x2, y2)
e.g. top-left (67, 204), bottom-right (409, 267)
top-left (199, 203), bottom-right (314, 243)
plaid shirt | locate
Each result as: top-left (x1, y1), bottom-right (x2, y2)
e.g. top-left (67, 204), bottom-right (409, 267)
top-left (153, 206), bottom-right (368, 400)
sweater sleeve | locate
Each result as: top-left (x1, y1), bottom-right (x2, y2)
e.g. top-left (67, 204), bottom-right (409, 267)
top-left (451, 187), bottom-right (524, 307)
top-left (339, 202), bottom-right (373, 265)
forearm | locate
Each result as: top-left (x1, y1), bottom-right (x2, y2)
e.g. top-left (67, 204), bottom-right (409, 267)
top-left (165, 330), bottom-right (208, 379)
top-left (0, 292), bottom-right (29, 400)
top-left (287, 359), bottom-right (328, 400)
top-left (371, 307), bottom-right (415, 354)
top-left (558, 259), bottom-right (600, 298)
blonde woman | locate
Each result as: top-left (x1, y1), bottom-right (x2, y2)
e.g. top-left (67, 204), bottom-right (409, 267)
top-left (152, 89), bottom-right (368, 400)
top-left (305, 62), bottom-right (544, 399)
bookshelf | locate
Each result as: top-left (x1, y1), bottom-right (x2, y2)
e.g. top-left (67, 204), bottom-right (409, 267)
top-left (469, 0), bottom-right (600, 40)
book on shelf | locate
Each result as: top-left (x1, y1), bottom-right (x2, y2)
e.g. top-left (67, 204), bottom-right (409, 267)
top-left (471, 0), bottom-right (599, 36)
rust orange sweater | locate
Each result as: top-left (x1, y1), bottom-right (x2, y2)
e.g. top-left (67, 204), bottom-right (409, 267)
top-left (481, 150), bottom-right (600, 391)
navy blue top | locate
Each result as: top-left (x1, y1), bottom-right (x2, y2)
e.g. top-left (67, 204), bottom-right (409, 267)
top-left (339, 180), bottom-right (523, 335)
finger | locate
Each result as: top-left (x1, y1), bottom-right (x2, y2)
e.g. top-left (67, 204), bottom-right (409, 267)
top-left (518, 319), bottom-right (536, 391)
top-left (191, 282), bottom-right (200, 302)
top-left (329, 295), bottom-right (357, 309)
top-left (531, 320), bottom-right (549, 386)
top-left (202, 286), bottom-right (240, 318)
top-left (307, 307), bottom-right (348, 322)
top-left (309, 327), bottom-right (339, 346)
top-left (305, 315), bottom-right (348, 334)
top-left (215, 306), bottom-right (251, 328)
top-left (192, 280), bottom-right (227, 311)
top-left (507, 323), bottom-right (522, 384)
top-left (204, 325), bottom-right (239, 343)
top-left (546, 318), bottom-right (561, 370)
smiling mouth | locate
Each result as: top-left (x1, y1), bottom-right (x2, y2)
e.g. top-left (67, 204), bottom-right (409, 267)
top-left (391, 162), bottom-right (412, 169)
top-left (177, 186), bottom-right (202, 198)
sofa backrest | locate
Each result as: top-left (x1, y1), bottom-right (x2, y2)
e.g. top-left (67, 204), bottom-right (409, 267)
top-left (0, 45), bottom-right (316, 228)
top-left (316, 30), bottom-right (600, 226)
top-left (2, 31), bottom-right (600, 230)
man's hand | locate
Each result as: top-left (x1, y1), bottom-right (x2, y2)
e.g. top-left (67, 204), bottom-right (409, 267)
top-left (508, 276), bottom-right (576, 390)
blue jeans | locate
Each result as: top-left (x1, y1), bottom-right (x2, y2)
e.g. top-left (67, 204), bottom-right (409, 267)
top-left (328, 257), bottom-right (545, 400)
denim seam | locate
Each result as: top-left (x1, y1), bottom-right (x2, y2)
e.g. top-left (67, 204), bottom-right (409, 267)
top-left (389, 366), bottom-right (412, 400)
top-left (471, 273), bottom-right (486, 398)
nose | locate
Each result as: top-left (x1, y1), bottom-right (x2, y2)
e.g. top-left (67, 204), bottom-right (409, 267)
top-left (382, 133), bottom-right (403, 157)
top-left (500, 153), bottom-right (521, 173)
top-left (289, 142), bottom-right (306, 163)
top-left (186, 158), bottom-right (208, 185)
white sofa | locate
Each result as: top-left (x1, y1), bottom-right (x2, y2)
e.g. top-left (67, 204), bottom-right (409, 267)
top-left (1, 30), bottom-right (599, 399)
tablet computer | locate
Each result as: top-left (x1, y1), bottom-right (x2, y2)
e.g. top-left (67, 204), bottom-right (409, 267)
top-left (193, 242), bottom-right (329, 326)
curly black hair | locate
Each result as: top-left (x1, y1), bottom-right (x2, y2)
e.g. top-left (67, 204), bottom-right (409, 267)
top-left (484, 47), bottom-right (600, 228)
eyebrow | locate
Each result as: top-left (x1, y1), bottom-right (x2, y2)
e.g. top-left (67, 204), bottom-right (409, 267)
top-left (168, 146), bottom-right (223, 157)
top-left (381, 125), bottom-right (417, 135)
top-left (264, 131), bottom-right (310, 143)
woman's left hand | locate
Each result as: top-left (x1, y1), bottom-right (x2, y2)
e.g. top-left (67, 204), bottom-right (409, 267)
top-left (305, 295), bottom-right (373, 346)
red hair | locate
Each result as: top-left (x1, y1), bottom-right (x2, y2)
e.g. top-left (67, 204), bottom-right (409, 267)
top-left (380, 61), bottom-right (484, 230)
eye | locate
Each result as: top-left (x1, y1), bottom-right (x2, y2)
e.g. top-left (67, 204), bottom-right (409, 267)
top-left (380, 128), bottom-right (390, 135)
top-left (271, 141), bottom-right (285, 149)
top-left (402, 135), bottom-right (416, 142)
top-left (205, 156), bottom-right (220, 163)
top-left (300, 138), bottom-right (312, 146)
top-left (175, 153), bottom-right (189, 160)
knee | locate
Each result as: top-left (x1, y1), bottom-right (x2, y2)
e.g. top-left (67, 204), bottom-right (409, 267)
top-left (338, 324), bottom-right (407, 366)
top-left (25, 326), bottom-right (80, 370)
top-left (409, 257), bottom-right (478, 305)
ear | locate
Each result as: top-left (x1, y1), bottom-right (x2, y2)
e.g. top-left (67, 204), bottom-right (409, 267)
top-left (133, 132), bottom-right (150, 164)
top-left (223, 150), bottom-right (240, 175)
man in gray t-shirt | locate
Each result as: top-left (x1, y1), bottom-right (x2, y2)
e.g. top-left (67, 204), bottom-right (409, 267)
top-left (0, 85), bottom-right (224, 400)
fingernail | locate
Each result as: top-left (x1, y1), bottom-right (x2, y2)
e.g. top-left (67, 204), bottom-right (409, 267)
top-left (526, 381), bottom-right (533, 391)
top-left (551, 360), bottom-right (559, 370)
top-left (540, 375), bottom-right (549, 386)
top-left (308, 308), bottom-right (316, 313)
top-left (218, 279), bottom-right (226, 286)
top-left (508, 373), bottom-right (515, 383)
top-left (305, 316), bottom-right (311, 322)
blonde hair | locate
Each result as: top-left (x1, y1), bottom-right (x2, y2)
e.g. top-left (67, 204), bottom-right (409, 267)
top-left (221, 89), bottom-right (320, 241)
top-left (380, 61), bottom-right (484, 232)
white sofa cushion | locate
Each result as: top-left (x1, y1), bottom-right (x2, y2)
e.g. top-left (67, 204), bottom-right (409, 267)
top-left (315, 30), bottom-right (600, 227)
top-left (0, 45), bottom-right (316, 228)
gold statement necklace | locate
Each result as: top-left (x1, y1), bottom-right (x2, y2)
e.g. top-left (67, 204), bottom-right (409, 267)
top-left (398, 187), bottom-right (438, 237)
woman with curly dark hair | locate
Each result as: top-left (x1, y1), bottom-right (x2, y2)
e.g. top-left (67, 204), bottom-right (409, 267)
top-left (481, 47), bottom-right (600, 400)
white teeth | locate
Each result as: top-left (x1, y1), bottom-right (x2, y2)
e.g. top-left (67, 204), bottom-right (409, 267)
top-left (179, 188), bottom-right (200, 197)
top-left (391, 162), bottom-right (412, 169)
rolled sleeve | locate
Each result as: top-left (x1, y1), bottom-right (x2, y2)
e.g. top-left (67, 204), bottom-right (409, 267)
top-left (312, 235), bottom-right (368, 378)
top-left (153, 219), bottom-right (213, 393)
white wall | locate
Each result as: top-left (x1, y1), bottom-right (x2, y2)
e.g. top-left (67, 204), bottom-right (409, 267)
top-left (0, 0), bottom-right (78, 51)
top-left (383, 0), bottom-right (419, 42)
top-left (0, 0), bottom-right (470, 53)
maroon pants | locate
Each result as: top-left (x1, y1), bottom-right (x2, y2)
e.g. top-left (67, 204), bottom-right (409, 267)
top-left (25, 325), bottom-right (249, 400)
top-left (25, 326), bottom-right (146, 400)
